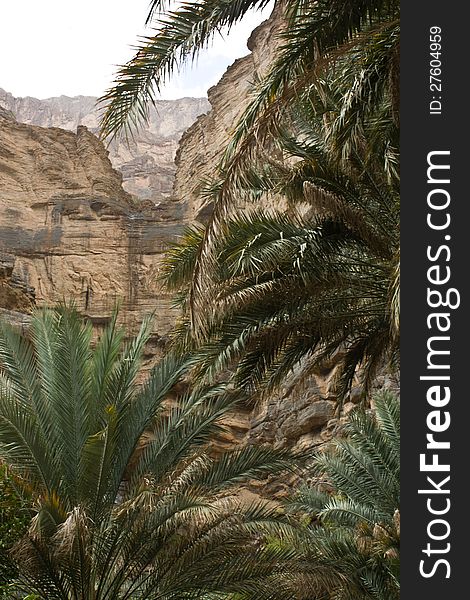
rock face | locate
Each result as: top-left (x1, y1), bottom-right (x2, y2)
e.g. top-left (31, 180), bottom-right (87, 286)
top-left (0, 112), bottom-right (182, 338)
top-left (0, 88), bottom-right (209, 203)
top-left (171, 2), bottom-right (400, 458)
top-left (174, 3), bottom-right (285, 221)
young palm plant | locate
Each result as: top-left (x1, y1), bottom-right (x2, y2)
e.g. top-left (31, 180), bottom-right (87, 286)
top-left (0, 308), bottom-right (298, 599)
top-left (283, 391), bottom-right (400, 600)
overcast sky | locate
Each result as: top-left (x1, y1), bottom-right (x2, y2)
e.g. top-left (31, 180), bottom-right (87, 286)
top-left (0, 0), bottom-right (273, 100)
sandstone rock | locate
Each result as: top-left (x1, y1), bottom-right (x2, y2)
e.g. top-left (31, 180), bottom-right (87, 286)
top-left (0, 250), bottom-right (35, 312)
top-left (0, 114), bottom-right (181, 338)
top-left (0, 105), bottom-right (15, 121)
top-left (280, 400), bottom-right (335, 440)
top-left (209, 409), bottom-right (253, 454)
top-left (0, 280), bottom-right (34, 313)
top-left (293, 431), bottom-right (324, 452)
top-left (0, 253), bottom-right (15, 278)
top-left (0, 88), bottom-right (209, 203)
top-left (0, 307), bottom-right (31, 330)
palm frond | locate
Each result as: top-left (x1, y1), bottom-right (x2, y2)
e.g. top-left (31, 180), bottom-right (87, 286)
top-left (98, 0), bottom-right (273, 140)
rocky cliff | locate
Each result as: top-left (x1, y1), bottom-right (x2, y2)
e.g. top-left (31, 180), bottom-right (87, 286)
top-left (174, 3), bottom-right (285, 221)
top-left (0, 110), bottom-right (182, 342)
top-left (0, 88), bottom-right (209, 203)
top-left (171, 3), bottom-right (399, 461)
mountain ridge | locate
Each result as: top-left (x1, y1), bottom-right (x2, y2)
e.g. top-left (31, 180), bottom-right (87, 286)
top-left (0, 87), bottom-right (210, 202)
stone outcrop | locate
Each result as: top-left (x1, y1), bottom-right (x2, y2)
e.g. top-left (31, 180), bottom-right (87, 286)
top-left (0, 88), bottom-right (209, 203)
top-left (173, 3), bottom-right (285, 221)
top-left (0, 252), bottom-right (35, 313)
top-left (0, 112), bottom-right (183, 339)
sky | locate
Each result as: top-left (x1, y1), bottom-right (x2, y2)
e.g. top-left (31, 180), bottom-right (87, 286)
top-left (0, 0), bottom-right (273, 100)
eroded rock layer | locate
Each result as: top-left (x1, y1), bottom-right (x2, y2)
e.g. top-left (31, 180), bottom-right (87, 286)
top-left (0, 88), bottom-right (209, 203)
top-left (0, 112), bottom-right (180, 338)
top-left (173, 3), bottom-right (285, 221)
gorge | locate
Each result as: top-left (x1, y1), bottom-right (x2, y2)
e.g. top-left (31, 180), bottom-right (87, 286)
top-left (0, 7), bottom-right (398, 463)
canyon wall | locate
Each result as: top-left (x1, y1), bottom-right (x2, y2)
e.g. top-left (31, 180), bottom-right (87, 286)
top-left (0, 88), bottom-right (209, 203)
top-left (174, 3), bottom-right (285, 221)
top-left (0, 5), bottom-right (399, 469)
top-left (0, 110), bottom-right (182, 345)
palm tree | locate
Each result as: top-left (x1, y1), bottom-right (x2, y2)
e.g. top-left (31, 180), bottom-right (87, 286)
top-left (98, 1), bottom-right (400, 375)
top-left (197, 393), bottom-right (400, 600)
top-left (0, 308), bottom-right (298, 599)
top-left (99, 0), bottom-right (399, 146)
top-left (162, 97), bottom-right (399, 400)
top-left (282, 391), bottom-right (400, 600)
